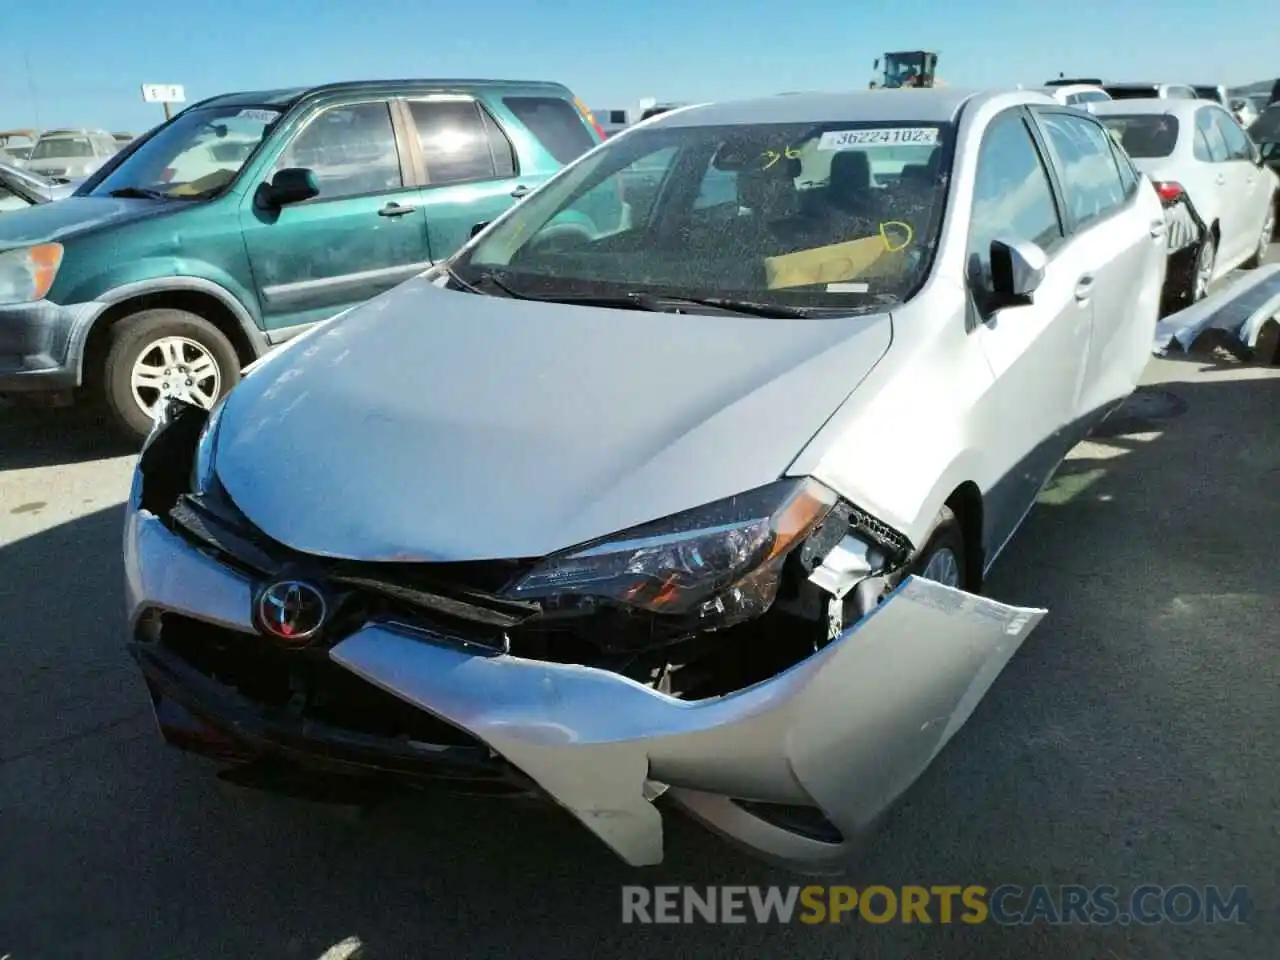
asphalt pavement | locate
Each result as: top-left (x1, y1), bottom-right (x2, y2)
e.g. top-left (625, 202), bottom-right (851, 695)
top-left (1, 250), bottom-right (1278, 959)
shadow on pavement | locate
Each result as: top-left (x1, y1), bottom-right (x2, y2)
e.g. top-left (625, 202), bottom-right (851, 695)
top-left (0, 372), bottom-right (1276, 959)
top-left (0, 401), bottom-right (137, 471)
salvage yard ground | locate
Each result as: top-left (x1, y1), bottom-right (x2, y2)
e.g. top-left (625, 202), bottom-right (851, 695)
top-left (1, 251), bottom-right (1277, 959)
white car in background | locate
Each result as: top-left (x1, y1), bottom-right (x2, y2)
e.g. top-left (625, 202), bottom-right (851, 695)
top-left (1038, 84), bottom-right (1111, 107)
top-left (25, 128), bottom-right (120, 179)
top-left (1091, 99), bottom-right (1277, 305)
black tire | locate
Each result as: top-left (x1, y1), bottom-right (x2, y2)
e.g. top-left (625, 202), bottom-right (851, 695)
top-left (101, 308), bottom-right (240, 442)
top-left (906, 505), bottom-right (968, 590)
top-left (1186, 233), bottom-right (1216, 304)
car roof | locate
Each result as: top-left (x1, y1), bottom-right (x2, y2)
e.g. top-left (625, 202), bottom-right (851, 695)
top-left (196, 78), bottom-right (574, 111)
top-left (641, 88), bottom-right (1053, 128)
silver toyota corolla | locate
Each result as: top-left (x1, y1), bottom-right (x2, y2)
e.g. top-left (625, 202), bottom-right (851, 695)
top-left (124, 88), bottom-right (1166, 872)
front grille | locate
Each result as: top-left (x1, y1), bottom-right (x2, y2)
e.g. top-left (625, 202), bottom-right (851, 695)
top-left (166, 486), bottom-right (540, 646)
top-left (153, 612), bottom-right (485, 749)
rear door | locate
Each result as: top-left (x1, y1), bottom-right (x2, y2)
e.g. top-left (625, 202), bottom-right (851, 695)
top-left (964, 107), bottom-right (1091, 551)
top-left (397, 95), bottom-right (532, 261)
top-left (240, 99), bottom-right (432, 334)
top-left (1031, 107), bottom-right (1164, 411)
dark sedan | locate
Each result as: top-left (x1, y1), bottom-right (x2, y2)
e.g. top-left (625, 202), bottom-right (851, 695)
top-left (1249, 105), bottom-right (1280, 233)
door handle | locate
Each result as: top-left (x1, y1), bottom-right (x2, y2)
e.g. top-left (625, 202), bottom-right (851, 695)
top-left (510, 185), bottom-right (531, 199)
top-left (1149, 219), bottom-right (1166, 238)
top-left (1074, 275), bottom-right (1095, 301)
top-left (378, 202), bottom-right (418, 217)
top-left (1215, 173), bottom-right (1227, 185)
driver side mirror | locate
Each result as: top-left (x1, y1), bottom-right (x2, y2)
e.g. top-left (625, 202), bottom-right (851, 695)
top-left (259, 167), bottom-right (319, 208)
top-left (989, 237), bottom-right (1047, 307)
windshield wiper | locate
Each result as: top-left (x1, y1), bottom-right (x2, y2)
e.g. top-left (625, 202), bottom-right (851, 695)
top-left (107, 187), bottom-right (169, 200)
top-left (548, 292), bottom-right (819, 318)
top-left (450, 270), bottom-right (828, 318)
top-left (447, 268), bottom-right (541, 300)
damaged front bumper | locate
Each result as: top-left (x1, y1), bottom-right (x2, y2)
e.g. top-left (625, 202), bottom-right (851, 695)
top-left (125, 478), bottom-right (1046, 872)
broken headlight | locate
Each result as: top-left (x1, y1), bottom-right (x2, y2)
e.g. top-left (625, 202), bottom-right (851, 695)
top-left (505, 478), bottom-right (839, 627)
top-left (189, 395), bottom-right (228, 495)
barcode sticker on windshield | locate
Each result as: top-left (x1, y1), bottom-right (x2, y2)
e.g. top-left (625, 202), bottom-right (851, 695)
top-left (237, 109), bottom-right (281, 123)
top-left (819, 127), bottom-right (939, 150)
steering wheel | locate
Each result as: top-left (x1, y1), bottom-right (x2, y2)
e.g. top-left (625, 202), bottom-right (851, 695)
top-left (524, 222), bottom-right (595, 256)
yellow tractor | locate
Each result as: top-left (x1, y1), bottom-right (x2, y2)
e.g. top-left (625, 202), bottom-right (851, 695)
top-left (870, 51), bottom-right (942, 89)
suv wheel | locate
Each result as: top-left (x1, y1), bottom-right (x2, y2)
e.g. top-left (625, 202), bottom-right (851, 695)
top-left (101, 308), bottom-right (240, 441)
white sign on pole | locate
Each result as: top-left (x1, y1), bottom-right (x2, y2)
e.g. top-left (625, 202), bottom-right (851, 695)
top-left (141, 84), bottom-right (186, 104)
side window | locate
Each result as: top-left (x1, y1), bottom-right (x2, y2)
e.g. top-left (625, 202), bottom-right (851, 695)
top-left (1036, 112), bottom-right (1128, 226)
top-left (501, 96), bottom-right (596, 165)
top-left (274, 101), bottom-right (403, 201)
top-left (406, 99), bottom-right (498, 186)
top-left (1107, 136), bottom-right (1141, 198)
top-left (1194, 109), bottom-right (1229, 162)
top-left (1212, 110), bottom-right (1254, 161)
top-left (967, 110), bottom-right (1064, 296)
top-left (0, 184), bottom-right (32, 212)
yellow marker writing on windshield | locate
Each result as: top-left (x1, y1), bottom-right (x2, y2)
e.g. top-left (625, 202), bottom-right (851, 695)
top-left (760, 145), bottom-right (804, 170)
top-left (879, 221), bottom-right (913, 252)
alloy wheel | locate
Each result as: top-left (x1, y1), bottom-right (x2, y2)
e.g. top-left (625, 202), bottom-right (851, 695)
top-left (129, 336), bottom-right (222, 419)
top-left (921, 547), bottom-right (962, 588)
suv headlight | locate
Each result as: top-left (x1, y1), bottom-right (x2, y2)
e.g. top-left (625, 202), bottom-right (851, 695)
top-left (0, 243), bottom-right (64, 305)
top-left (505, 478), bottom-right (838, 627)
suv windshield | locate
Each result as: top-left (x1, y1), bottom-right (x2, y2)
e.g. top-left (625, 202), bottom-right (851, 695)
top-left (452, 119), bottom-right (952, 312)
top-left (1098, 114), bottom-right (1179, 158)
top-left (32, 137), bottom-right (93, 159)
top-left (88, 105), bottom-right (282, 200)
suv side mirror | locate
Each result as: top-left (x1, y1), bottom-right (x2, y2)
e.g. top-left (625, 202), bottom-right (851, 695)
top-left (989, 237), bottom-right (1046, 306)
top-left (260, 167), bottom-right (319, 208)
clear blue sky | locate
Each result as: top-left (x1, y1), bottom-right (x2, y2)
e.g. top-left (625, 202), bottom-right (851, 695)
top-left (2, 0), bottom-right (1274, 132)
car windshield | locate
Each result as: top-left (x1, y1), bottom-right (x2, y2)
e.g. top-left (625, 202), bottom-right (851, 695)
top-left (1098, 114), bottom-right (1179, 158)
top-left (452, 119), bottom-right (953, 313)
top-left (32, 137), bottom-right (93, 159)
top-left (1249, 106), bottom-right (1280, 143)
top-left (88, 104), bottom-right (282, 200)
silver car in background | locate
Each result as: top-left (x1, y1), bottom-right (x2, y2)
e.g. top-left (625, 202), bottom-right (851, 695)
top-left (0, 157), bottom-right (78, 212)
top-left (25, 128), bottom-right (119, 179)
top-left (125, 88), bottom-right (1165, 872)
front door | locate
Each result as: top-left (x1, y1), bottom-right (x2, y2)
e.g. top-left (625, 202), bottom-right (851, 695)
top-left (240, 99), bottom-right (432, 334)
top-left (963, 108), bottom-right (1093, 557)
top-left (398, 96), bottom-right (543, 261)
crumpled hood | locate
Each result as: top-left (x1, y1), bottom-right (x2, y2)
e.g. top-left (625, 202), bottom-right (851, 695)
top-left (214, 278), bottom-right (894, 562)
top-left (0, 195), bottom-right (181, 248)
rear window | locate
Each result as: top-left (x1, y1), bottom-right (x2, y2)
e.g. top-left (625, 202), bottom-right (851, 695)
top-left (503, 96), bottom-right (597, 164)
top-left (1099, 114), bottom-right (1179, 158)
top-left (1193, 86), bottom-right (1223, 103)
top-left (1104, 86), bottom-right (1159, 100)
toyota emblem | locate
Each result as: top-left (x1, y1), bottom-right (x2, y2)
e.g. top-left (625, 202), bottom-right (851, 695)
top-left (256, 580), bottom-right (328, 643)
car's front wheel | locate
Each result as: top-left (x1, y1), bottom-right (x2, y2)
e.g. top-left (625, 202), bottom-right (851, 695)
top-left (908, 505), bottom-right (967, 589)
top-left (101, 308), bottom-right (241, 442)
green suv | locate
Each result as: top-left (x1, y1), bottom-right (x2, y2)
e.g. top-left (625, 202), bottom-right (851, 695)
top-left (0, 78), bottom-right (605, 438)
